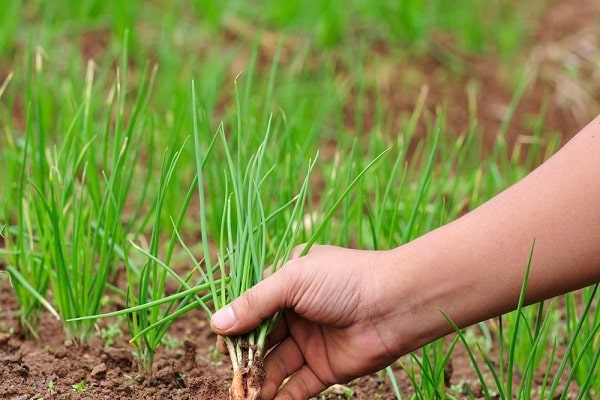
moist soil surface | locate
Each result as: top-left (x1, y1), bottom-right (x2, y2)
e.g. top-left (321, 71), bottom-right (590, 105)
top-left (0, 278), bottom-right (407, 399)
top-left (2, 1), bottom-right (600, 399)
top-left (0, 273), bottom-right (580, 400)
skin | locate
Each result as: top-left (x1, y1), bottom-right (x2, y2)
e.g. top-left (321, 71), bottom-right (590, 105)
top-left (211, 114), bottom-right (600, 400)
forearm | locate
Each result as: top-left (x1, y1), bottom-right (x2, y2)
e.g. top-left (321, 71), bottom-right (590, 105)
top-left (210, 117), bottom-right (600, 397)
top-left (384, 116), bottom-right (600, 355)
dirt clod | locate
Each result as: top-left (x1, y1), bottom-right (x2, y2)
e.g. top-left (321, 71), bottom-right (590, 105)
top-left (91, 362), bottom-right (108, 379)
top-left (0, 332), bottom-right (11, 345)
top-left (103, 346), bottom-right (133, 366)
top-left (184, 339), bottom-right (198, 369)
top-left (1, 349), bottom-right (22, 363)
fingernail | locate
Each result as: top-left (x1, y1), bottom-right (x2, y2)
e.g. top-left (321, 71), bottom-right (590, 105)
top-left (211, 305), bottom-right (235, 332)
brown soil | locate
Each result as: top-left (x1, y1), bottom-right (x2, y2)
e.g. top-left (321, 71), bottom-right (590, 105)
top-left (2, 1), bottom-right (600, 399)
top-left (357, 1), bottom-right (600, 153)
top-left (0, 276), bottom-right (403, 399)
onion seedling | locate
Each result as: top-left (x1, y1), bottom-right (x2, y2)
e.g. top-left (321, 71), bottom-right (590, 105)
top-left (3, 43), bottom-right (157, 342)
top-left (68, 128), bottom-right (222, 371)
top-left (443, 242), bottom-right (599, 399)
top-left (191, 79), bottom-right (387, 399)
top-left (121, 133), bottom-right (220, 372)
top-left (191, 76), bottom-right (319, 398)
top-left (563, 286), bottom-right (600, 397)
top-left (72, 78), bottom-right (387, 398)
top-left (0, 49), bottom-right (57, 336)
top-left (2, 124), bottom-right (56, 336)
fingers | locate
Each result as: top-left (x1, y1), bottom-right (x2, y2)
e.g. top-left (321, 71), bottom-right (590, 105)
top-left (210, 243), bottom-right (316, 336)
top-left (261, 336), bottom-right (328, 400)
top-left (210, 268), bottom-right (293, 335)
top-left (261, 336), bottom-right (305, 399)
top-left (276, 366), bottom-right (329, 400)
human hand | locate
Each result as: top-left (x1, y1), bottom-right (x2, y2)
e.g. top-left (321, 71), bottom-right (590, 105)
top-left (210, 115), bottom-right (600, 399)
top-left (210, 244), bottom-right (402, 400)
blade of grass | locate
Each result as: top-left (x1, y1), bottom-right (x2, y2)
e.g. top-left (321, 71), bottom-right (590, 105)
top-left (300, 148), bottom-right (390, 256)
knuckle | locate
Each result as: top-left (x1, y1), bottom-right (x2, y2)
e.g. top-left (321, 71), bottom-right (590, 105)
top-left (242, 286), bottom-right (261, 310)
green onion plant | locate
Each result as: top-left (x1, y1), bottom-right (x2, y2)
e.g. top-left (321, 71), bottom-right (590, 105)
top-left (560, 286), bottom-right (600, 398)
top-left (446, 243), bottom-right (600, 399)
top-left (2, 43), bottom-right (156, 341)
top-left (71, 74), bottom-right (386, 398)
top-left (122, 136), bottom-right (211, 372)
top-left (192, 77), bottom-right (386, 399)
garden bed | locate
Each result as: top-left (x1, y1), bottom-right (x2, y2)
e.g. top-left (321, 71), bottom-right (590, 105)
top-left (1, 1), bottom-right (600, 399)
top-left (0, 276), bottom-right (408, 399)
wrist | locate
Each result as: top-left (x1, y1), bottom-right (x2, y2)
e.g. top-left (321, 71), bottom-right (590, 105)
top-left (372, 228), bottom-right (482, 357)
top-left (365, 244), bottom-right (442, 358)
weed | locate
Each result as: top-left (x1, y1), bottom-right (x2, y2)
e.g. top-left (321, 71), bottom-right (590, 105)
top-left (101, 323), bottom-right (123, 347)
top-left (161, 333), bottom-right (183, 350)
top-left (71, 380), bottom-right (86, 393)
top-left (47, 379), bottom-right (55, 394)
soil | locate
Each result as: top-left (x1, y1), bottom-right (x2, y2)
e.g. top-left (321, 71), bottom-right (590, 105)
top-left (0, 277), bottom-right (404, 399)
top-left (2, 1), bottom-right (600, 399)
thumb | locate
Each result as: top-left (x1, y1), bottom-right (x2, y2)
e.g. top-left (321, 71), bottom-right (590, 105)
top-left (210, 269), bottom-right (290, 335)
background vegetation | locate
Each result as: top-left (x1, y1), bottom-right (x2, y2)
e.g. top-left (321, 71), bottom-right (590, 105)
top-left (1, 0), bottom-right (599, 398)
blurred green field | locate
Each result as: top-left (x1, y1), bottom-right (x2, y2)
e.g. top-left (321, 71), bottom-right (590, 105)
top-left (1, 1), bottom-right (599, 399)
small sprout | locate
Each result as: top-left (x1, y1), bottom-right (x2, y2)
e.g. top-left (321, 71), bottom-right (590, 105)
top-left (177, 372), bottom-right (186, 387)
top-left (208, 345), bottom-right (221, 361)
top-left (71, 380), bottom-right (86, 392)
top-left (321, 384), bottom-right (354, 398)
top-left (101, 323), bottom-right (123, 347)
top-left (99, 295), bottom-right (112, 308)
top-left (0, 322), bottom-right (11, 333)
top-left (124, 373), bottom-right (143, 382)
top-left (344, 388), bottom-right (355, 399)
top-left (47, 379), bottom-right (55, 394)
top-left (199, 345), bottom-right (223, 367)
top-left (161, 333), bottom-right (182, 350)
